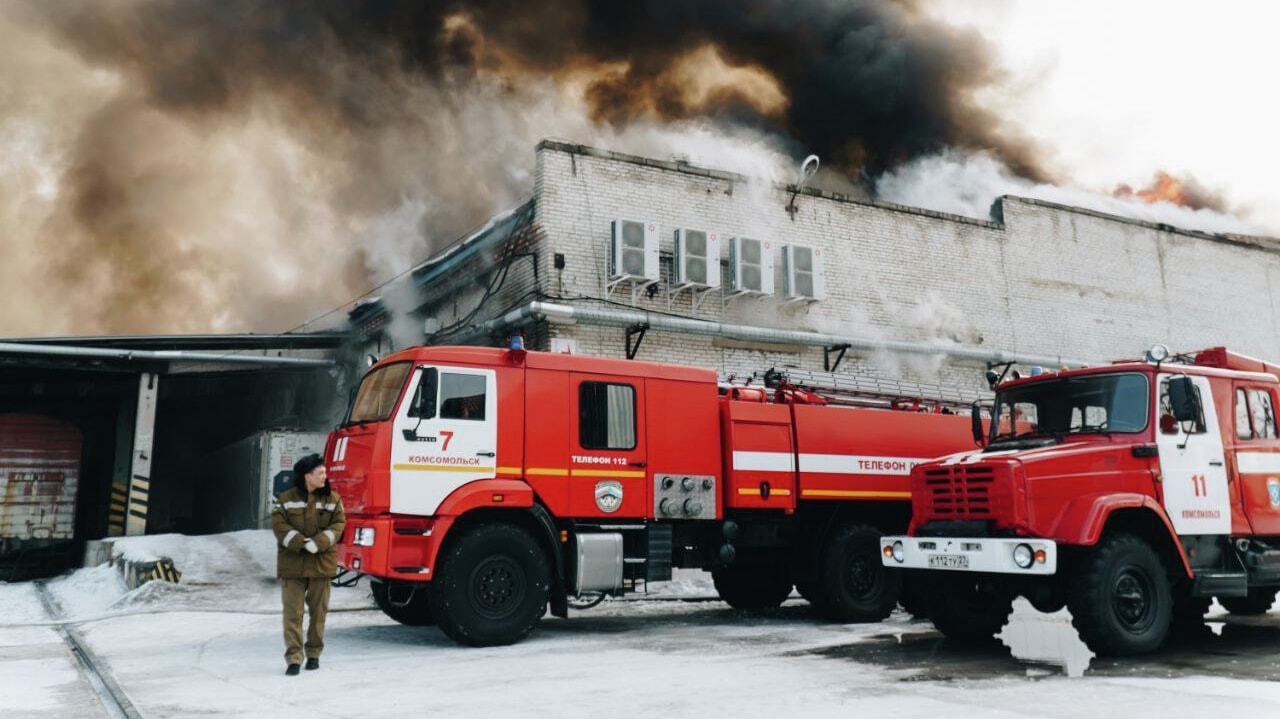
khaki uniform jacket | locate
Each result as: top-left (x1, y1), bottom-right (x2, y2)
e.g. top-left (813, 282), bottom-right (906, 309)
top-left (271, 487), bottom-right (346, 579)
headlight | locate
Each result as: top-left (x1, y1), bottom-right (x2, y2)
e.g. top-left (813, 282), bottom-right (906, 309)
top-left (891, 540), bottom-right (905, 563)
top-left (353, 527), bottom-right (376, 547)
top-left (1013, 543), bottom-right (1034, 569)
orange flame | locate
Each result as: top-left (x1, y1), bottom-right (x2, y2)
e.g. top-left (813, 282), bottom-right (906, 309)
top-left (1114, 172), bottom-right (1197, 208)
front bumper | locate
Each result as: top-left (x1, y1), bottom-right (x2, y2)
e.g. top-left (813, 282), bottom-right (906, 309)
top-left (338, 515), bottom-right (441, 581)
top-left (880, 535), bottom-right (1058, 575)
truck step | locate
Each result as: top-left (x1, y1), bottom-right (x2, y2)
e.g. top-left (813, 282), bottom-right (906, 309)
top-left (1192, 571), bottom-right (1248, 598)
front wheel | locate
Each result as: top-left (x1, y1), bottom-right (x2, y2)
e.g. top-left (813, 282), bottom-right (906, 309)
top-left (430, 523), bottom-right (551, 647)
top-left (1067, 532), bottom-right (1172, 656)
top-left (371, 579), bottom-right (435, 626)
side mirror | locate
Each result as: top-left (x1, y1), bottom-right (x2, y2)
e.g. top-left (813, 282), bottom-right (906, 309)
top-left (1167, 376), bottom-right (1202, 425)
top-left (971, 400), bottom-right (987, 447)
top-left (407, 368), bottom-right (438, 419)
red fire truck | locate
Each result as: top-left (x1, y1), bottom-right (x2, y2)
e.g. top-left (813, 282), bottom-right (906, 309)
top-left (328, 343), bottom-right (981, 645)
top-left (882, 346), bottom-right (1280, 656)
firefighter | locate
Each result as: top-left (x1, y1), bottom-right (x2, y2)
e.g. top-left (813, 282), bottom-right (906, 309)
top-left (271, 453), bottom-right (345, 675)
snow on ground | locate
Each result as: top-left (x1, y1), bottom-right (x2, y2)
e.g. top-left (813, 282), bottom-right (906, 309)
top-left (3, 530), bottom-right (1280, 717)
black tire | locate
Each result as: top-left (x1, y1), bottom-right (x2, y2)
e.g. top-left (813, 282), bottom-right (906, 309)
top-left (897, 570), bottom-right (930, 619)
top-left (372, 579), bottom-right (435, 626)
top-left (712, 566), bottom-right (793, 610)
top-left (809, 523), bottom-right (900, 622)
top-left (1220, 587), bottom-right (1279, 615)
top-left (429, 523), bottom-right (551, 647)
top-left (1067, 532), bottom-right (1172, 657)
top-left (925, 576), bottom-right (1014, 642)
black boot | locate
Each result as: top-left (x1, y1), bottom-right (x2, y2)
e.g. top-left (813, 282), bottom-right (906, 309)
top-left (285, 663), bottom-right (301, 676)
top-left (305, 658), bottom-right (320, 671)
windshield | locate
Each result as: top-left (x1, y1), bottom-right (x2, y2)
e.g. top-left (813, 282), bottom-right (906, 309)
top-left (990, 372), bottom-right (1150, 443)
top-left (346, 362), bottom-right (412, 425)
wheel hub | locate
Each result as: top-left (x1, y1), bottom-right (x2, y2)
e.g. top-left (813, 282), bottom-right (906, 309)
top-left (1112, 567), bottom-right (1154, 630)
top-left (847, 555), bottom-right (877, 597)
top-left (469, 556), bottom-right (526, 619)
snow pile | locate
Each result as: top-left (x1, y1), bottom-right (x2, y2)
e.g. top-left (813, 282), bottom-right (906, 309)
top-left (0, 582), bottom-right (53, 623)
top-left (41, 529), bottom-right (373, 622)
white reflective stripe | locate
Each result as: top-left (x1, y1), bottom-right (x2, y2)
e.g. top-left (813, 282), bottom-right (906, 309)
top-left (1237, 451), bottom-right (1280, 473)
top-left (798, 454), bottom-right (931, 476)
top-left (734, 451), bottom-right (933, 476)
top-left (322, 529), bottom-right (335, 544)
top-left (322, 503), bottom-right (337, 511)
top-left (282, 529), bottom-right (300, 547)
top-left (732, 451), bottom-right (794, 472)
top-left (282, 501), bottom-right (307, 510)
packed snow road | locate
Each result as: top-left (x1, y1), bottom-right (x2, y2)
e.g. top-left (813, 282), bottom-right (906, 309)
top-left (2, 531), bottom-right (1278, 718)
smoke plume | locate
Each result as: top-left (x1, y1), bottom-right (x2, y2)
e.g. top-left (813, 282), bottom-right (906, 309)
top-left (0, 1), bottom-right (1161, 335)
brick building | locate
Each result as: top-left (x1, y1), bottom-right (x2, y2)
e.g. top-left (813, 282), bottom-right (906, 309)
top-left (350, 140), bottom-right (1280, 389)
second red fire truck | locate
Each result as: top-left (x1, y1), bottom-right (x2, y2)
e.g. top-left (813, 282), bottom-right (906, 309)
top-left (327, 342), bottom-right (981, 645)
top-left (883, 346), bottom-right (1280, 656)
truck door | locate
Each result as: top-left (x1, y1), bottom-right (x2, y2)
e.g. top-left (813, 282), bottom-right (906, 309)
top-left (1156, 374), bottom-right (1230, 535)
top-left (568, 374), bottom-right (647, 517)
top-left (388, 365), bottom-right (498, 516)
top-left (1231, 384), bottom-right (1280, 534)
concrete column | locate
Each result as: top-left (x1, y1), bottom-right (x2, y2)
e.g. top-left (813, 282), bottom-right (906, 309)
top-left (124, 372), bottom-right (159, 536)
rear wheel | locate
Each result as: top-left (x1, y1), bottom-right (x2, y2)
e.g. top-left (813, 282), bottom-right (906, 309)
top-left (811, 523), bottom-right (900, 622)
top-left (1067, 532), bottom-right (1172, 656)
top-left (712, 566), bottom-right (793, 610)
top-left (430, 523), bottom-right (551, 647)
top-left (925, 576), bottom-right (1014, 642)
top-left (371, 579), bottom-right (435, 626)
top-left (1220, 587), bottom-right (1279, 615)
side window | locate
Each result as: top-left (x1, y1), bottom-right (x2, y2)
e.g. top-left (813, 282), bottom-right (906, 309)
top-left (1236, 388), bottom-right (1253, 439)
top-left (439, 373), bottom-right (487, 421)
top-left (579, 382), bottom-right (636, 450)
top-left (1247, 389), bottom-right (1278, 439)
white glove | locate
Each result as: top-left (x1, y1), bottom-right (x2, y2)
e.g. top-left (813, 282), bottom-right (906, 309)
top-left (303, 539), bottom-right (319, 554)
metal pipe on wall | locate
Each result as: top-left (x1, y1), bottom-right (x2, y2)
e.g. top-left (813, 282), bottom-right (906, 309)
top-left (475, 300), bottom-right (1093, 368)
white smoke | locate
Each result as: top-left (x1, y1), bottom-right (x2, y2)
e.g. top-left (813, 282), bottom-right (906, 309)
top-left (874, 150), bottom-right (1259, 236)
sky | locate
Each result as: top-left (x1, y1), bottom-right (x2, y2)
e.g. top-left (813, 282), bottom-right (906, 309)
top-left (927, 1), bottom-right (1280, 234)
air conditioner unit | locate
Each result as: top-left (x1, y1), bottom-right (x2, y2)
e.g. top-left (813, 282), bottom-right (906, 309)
top-left (781, 244), bottom-right (825, 301)
top-left (728, 237), bottom-right (773, 295)
top-left (673, 229), bottom-right (721, 289)
top-left (610, 219), bottom-right (659, 282)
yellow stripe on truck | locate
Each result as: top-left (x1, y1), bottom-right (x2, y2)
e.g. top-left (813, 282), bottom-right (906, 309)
top-left (392, 464), bottom-right (495, 473)
top-left (801, 489), bottom-right (911, 499)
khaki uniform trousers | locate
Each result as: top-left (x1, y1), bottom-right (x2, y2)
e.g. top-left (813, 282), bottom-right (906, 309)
top-left (282, 577), bottom-right (331, 664)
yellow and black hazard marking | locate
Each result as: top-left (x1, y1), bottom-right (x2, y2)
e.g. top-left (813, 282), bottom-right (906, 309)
top-left (125, 474), bottom-right (150, 535)
top-left (122, 557), bottom-right (182, 589)
top-left (106, 482), bottom-right (129, 536)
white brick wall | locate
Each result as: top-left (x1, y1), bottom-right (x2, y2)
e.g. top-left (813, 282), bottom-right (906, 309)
top-left (521, 141), bottom-right (1280, 390)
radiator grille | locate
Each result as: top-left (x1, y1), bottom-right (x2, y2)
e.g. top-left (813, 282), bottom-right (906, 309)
top-left (922, 464), bottom-right (998, 518)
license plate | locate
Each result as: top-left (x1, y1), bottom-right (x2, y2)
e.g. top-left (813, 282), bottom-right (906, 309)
top-left (928, 554), bottom-right (969, 569)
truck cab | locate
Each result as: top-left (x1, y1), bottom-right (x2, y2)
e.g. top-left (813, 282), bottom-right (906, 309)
top-left (881, 346), bottom-right (1280, 656)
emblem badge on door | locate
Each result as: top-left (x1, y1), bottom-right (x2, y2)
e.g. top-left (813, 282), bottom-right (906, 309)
top-left (1268, 478), bottom-right (1280, 509)
top-left (595, 481), bottom-right (623, 513)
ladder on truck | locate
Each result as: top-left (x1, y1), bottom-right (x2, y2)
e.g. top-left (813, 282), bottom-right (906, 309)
top-left (728, 367), bottom-right (992, 413)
